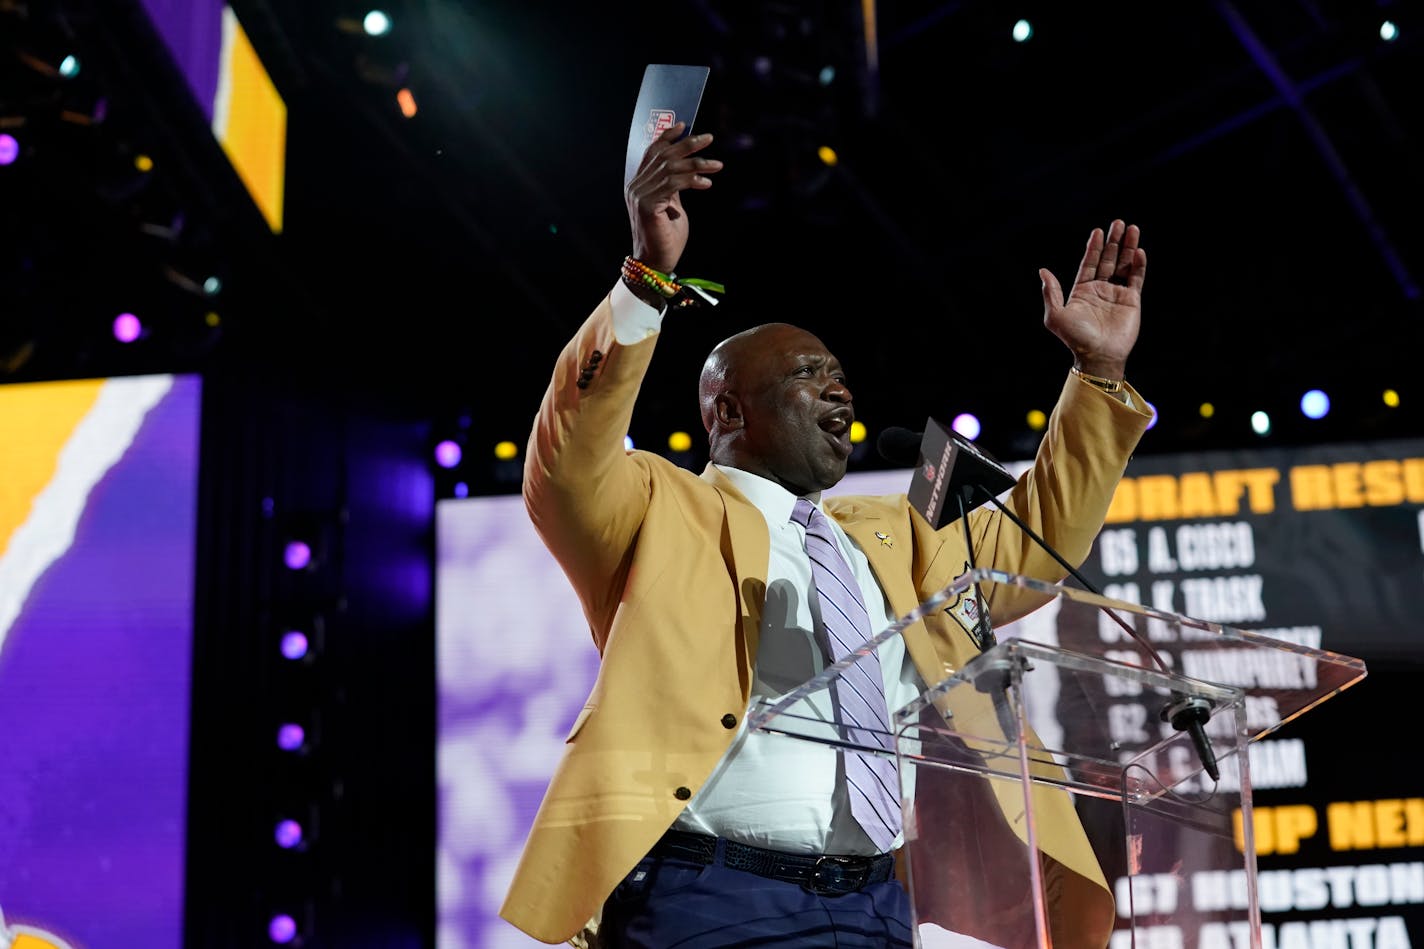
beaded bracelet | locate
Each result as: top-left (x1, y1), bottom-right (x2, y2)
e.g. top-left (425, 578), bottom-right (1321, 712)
top-left (622, 256), bottom-right (680, 298)
top-left (622, 256), bottom-right (726, 308)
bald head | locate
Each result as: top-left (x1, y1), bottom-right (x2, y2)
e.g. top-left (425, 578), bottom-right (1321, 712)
top-left (696, 322), bottom-right (856, 496)
top-left (699, 323), bottom-right (791, 431)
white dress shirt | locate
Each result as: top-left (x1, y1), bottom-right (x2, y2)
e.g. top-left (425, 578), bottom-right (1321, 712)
top-left (671, 467), bottom-right (925, 856)
top-left (610, 280), bottom-right (925, 857)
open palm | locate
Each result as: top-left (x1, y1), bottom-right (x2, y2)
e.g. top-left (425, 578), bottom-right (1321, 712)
top-left (1040, 220), bottom-right (1146, 377)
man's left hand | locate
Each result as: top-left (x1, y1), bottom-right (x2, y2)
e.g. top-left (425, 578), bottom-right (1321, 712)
top-left (1040, 219), bottom-right (1146, 380)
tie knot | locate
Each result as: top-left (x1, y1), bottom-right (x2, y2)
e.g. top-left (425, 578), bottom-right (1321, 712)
top-left (792, 497), bottom-right (830, 539)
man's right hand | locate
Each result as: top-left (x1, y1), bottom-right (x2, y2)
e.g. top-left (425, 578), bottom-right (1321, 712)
top-left (625, 122), bottom-right (723, 275)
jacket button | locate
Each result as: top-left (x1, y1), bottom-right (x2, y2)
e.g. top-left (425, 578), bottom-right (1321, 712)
top-left (589, 350), bottom-right (603, 363)
top-left (721, 713), bottom-right (737, 729)
top-left (674, 786), bottom-right (691, 801)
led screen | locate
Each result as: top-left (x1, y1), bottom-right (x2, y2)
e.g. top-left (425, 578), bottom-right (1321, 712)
top-left (138, 0), bottom-right (287, 232)
top-left (0, 374), bottom-right (201, 949)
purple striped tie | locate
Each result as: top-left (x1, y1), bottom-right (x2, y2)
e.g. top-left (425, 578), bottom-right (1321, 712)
top-left (792, 498), bottom-right (902, 853)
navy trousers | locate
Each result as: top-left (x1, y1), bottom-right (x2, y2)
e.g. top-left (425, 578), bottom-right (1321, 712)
top-left (598, 850), bottom-right (914, 948)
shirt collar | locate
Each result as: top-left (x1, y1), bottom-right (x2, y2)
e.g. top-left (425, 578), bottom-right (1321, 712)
top-left (713, 464), bottom-right (821, 526)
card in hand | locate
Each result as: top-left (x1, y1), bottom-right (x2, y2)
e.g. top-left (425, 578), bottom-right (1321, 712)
top-left (624, 64), bottom-right (710, 189)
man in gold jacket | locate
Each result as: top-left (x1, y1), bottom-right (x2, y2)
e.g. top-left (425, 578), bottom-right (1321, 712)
top-left (501, 122), bottom-right (1153, 947)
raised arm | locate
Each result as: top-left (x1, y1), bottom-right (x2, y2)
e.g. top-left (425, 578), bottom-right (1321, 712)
top-left (622, 121), bottom-right (723, 308)
top-left (961, 220), bottom-right (1153, 622)
top-left (523, 121), bottom-right (724, 643)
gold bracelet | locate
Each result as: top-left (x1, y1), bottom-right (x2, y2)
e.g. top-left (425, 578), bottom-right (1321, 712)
top-left (1071, 366), bottom-right (1124, 393)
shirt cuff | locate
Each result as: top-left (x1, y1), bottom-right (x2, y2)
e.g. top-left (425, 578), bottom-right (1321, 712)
top-left (610, 278), bottom-right (665, 345)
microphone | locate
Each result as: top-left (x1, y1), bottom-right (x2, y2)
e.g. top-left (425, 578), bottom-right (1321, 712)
top-left (879, 420), bottom-right (1014, 652)
top-left (1162, 693), bottom-right (1220, 783)
top-left (876, 421), bottom-right (1016, 529)
top-left (877, 419), bottom-right (1221, 784)
top-left (875, 426), bottom-right (923, 466)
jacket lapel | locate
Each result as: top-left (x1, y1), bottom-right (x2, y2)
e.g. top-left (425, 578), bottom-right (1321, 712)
top-left (701, 466), bottom-right (770, 699)
top-left (831, 500), bottom-right (947, 687)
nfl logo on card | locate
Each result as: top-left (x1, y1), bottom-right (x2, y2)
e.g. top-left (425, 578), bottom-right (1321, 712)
top-left (644, 109), bottom-right (677, 144)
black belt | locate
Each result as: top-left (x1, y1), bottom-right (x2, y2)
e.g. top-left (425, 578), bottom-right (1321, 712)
top-left (651, 829), bottom-right (896, 896)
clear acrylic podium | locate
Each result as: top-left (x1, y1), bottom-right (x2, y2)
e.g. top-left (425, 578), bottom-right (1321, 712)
top-left (746, 568), bottom-right (1367, 949)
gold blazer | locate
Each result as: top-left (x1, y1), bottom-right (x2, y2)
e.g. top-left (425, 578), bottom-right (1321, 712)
top-left (501, 291), bottom-right (1153, 946)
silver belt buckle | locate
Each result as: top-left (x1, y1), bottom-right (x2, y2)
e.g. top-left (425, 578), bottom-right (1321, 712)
top-left (808, 854), bottom-right (864, 895)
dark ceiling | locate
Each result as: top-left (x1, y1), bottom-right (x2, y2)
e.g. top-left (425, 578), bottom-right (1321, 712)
top-left (5, 0), bottom-right (1422, 471)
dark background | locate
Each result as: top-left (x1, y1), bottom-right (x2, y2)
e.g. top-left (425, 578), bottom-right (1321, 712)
top-left (4, 0), bottom-right (1422, 474)
top-left (2, 1), bottom-right (1422, 945)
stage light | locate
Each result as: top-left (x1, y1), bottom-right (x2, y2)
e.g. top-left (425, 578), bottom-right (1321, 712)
top-left (163, 266), bottom-right (211, 296)
top-left (276, 723), bottom-right (306, 752)
top-left (58, 54), bottom-right (81, 78)
top-left (1025, 409), bottom-right (1047, 431)
top-left (492, 446), bottom-right (522, 484)
top-left (667, 431), bottom-right (692, 452)
top-left (1145, 402), bottom-right (1159, 430)
top-left (0, 134), bottom-right (18, 166)
top-left (274, 819), bottom-right (304, 849)
top-left (1383, 389), bottom-right (1401, 408)
top-left (818, 65), bottom-right (835, 86)
top-left (850, 420), bottom-right (866, 444)
top-left (1381, 20), bottom-right (1399, 41)
top-left (280, 631), bottom-right (309, 660)
top-left (113, 312), bottom-right (142, 343)
top-left (1251, 411), bottom-right (1272, 436)
top-left (1300, 389), bottom-right (1330, 419)
top-left (283, 540), bottom-right (313, 570)
top-left (951, 413), bottom-right (981, 440)
top-left (817, 145), bottom-right (838, 167)
top-left (1199, 402), bottom-right (1215, 419)
top-left (453, 482), bottom-right (469, 498)
top-left (396, 87), bottom-right (417, 118)
top-left (624, 435), bottom-right (635, 451)
top-left (268, 914), bottom-right (297, 944)
top-left (202, 276), bottom-right (222, 296)
top-left (1012, 19), bottom-right (1034, 42)
top-left (434, 439), bottom-right (462, 468)
top-left (17, 50), bottom-right (61, 79)
top-left (363, 10), bottom-right (392, 36)
top-left (59, 106), bottom-right (98, 127)
top-left (134, 153), bottom-right (154, 172)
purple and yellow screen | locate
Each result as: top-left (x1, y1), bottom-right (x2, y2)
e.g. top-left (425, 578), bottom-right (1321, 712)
top-left (0, 374), bottom-right (201, 949)
top-left (139, 0), bottom-right (287, 232)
